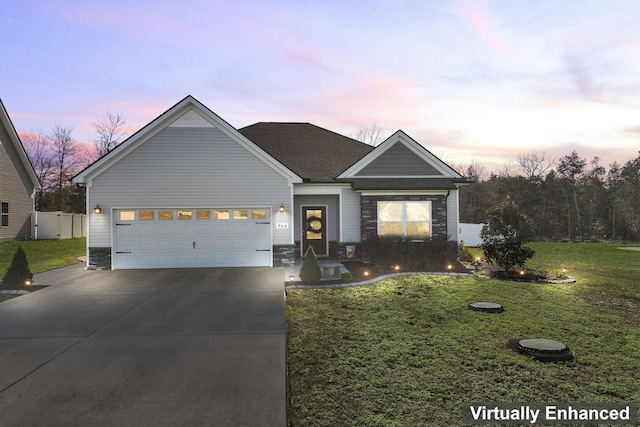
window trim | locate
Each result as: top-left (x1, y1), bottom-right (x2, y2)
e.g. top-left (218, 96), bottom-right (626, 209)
top-left (377, 200), bottom-right (432, 239)
top-left (1, 202), bottom-right (8, 227)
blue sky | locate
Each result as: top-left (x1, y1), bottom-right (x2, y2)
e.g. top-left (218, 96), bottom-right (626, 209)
top-left (2, 0), bottom-right (639, 171)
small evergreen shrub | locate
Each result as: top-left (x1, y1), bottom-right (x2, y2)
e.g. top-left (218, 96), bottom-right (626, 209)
top-left (300, 245), bottom-right (321, 284)
top-left (2, 246), bottom-right (33, 288)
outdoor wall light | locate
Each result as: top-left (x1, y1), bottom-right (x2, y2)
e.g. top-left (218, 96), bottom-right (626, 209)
top-left (279, 203), bottom-right (285, 213)
top-left (94, 205), bottom-right (103, 214)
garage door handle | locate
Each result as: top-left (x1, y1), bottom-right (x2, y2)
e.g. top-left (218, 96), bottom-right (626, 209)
top-left (116, 251), bottom-right (132, 254)
top-left (193, 241), bottom-right (196, 249)
top-left (255, 249), bottom-right (270, 252)
top-left (115, 223), bottom-right (131, 226)
top-left (255, 221), bottom-right (270, 224)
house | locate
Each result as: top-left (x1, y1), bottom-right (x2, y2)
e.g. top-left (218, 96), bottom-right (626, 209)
top-left (0, 99), bottom-right (40, 241)
top-left (72, 96), bottom-right (468, 270)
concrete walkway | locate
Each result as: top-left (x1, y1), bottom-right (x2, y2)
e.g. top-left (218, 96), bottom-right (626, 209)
top-left (0, 266), bottom-right (286, 426)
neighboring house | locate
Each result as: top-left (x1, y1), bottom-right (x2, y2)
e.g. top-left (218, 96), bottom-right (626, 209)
top-left (0, 99), bottom-right (40, 241)
top-left (73, 96), bottom-right (468, 270)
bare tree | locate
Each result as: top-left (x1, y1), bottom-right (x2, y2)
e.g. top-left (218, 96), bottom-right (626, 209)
top-left (20, 131), bottom-right (55, 210)
top-left (516, 150), bottom-right (556, 183)
top-left (93, 111), bottom-right (128, 158)
top-left (50, 125), bottom-right (80, 211)
top-left (353, 123), bottom-right (385, 146)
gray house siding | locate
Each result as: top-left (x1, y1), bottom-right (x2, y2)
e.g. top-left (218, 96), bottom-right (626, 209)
top-left (88, 126), bottom-right (293, 250)
top-left (0, 124), bottom-right (34, 241)
top-left (354, 142), bottom-right (443, 176)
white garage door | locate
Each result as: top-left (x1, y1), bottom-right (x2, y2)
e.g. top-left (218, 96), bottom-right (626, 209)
top-left (113, 208), bottom-right (272, 269)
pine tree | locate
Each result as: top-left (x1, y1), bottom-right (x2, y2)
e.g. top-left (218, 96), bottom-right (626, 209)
top-left (2, 246), bottom-right (33, 288)
top-left (300, 245), bottom-right (321, 284)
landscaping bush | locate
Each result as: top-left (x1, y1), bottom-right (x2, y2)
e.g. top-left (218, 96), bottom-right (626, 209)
top-left (481, 198), bottom-right (535, 272)
top-left (2, 246), bottom-right (33, 288)
top-left (340, 272), bottom-right (353, 282)
top-left (300, 245), bottom-right (321, 284)
top-left (358, 235), bottom-right (458, 271)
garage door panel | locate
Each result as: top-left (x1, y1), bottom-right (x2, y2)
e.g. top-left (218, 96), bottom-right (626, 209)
top-left (114, 208), bottom-right (272, 269)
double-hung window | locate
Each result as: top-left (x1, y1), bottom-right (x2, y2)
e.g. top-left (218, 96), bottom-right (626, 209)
top-left (378, 201), bottom-right (431, 239)
top-left (1, 202), bottom-right (8, 227)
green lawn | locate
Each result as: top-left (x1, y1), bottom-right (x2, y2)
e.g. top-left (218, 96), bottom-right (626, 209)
top-left (0, 238), bottom-right (86, 277)
top-left (286, 243), bottom-right (640, 426)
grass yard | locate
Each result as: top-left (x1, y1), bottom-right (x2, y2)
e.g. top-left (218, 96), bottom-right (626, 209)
top-left (0, 238), bottom-right (86, 277)
top-left (286, 242), bottom-right (640, 426)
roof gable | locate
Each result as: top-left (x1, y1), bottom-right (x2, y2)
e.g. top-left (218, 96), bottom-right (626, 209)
top-left (0, 99), bottom-right (40, 192)
top-left (239, 123), bottom-right (373, 182)
top-left (338, 130), bottom-right (464, 179)
top-left (73, 96), bottom-right (302, 185)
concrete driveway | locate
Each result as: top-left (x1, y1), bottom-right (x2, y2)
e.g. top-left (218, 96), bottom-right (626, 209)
top-left (0, 267), bottom-right (286, 426)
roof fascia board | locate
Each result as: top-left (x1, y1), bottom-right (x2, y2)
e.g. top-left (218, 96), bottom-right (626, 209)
top-left (73, 96), bottom-right (302, 185)
top-left (359, 190), bottom-right (450, 196)
top-left (0, 99), bottom-right (40, 190)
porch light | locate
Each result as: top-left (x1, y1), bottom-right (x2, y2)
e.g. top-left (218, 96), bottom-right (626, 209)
top-left (279, 203), bottom-right (285, 213)
top-left (94, 205), bottom-right (102, 214)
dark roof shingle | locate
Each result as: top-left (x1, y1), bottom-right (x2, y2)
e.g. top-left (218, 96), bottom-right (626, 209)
top-left (238, 123), bottom-right (373, 182)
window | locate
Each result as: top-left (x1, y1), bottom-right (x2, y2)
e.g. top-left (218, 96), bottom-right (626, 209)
top-left (139, 211), bottom-right (154, 220)
top-left (119, 211), bottom-right (135, 221)
top-left (159, 211), bottom-right (173, 220)
top-left (177, 210), bottom-right (192, 220)
top-left (196, 210), bottom-right (211, 220)
top-left (214, 210), bottom-right (229, 220)
top-left (1, 202), bottom-right (8, 227)
top-left (252, 210), bottom-right (267, 220)
top-left (233, 210), bottom-right (248, 220)
top-left (378, 201), bottom-right (431, 239)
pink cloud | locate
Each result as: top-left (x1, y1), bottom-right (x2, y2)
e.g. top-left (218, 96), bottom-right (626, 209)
top-left (448, 1), bottom-right (515, 56)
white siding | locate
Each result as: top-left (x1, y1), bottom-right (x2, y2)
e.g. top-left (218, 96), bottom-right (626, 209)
top-left (340, 187), bottom-right (361, 241)
top-left (88, 127), bottom-right (292, 247)
top-left (447, 189), bottom-right (459, 241)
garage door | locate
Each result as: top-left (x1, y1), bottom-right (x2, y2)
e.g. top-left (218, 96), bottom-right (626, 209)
top-left (113, 208), bottom-right (272, 269)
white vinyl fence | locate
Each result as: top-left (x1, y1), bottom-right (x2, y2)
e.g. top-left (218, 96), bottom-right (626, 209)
top-left (458, 223), bottom-right (484, 247)
top-left (31, 211), bottom-right (86, 240)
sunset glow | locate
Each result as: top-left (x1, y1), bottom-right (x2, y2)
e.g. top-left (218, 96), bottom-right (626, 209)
top-left (2, 0), bottom-right (639, 171)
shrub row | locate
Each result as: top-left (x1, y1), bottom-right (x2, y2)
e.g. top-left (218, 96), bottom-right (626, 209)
top-left (357, 236), bottom-right (458, 271)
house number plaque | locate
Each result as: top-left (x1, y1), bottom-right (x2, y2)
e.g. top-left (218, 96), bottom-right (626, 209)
top-left (275, 223), bottom-right (289, 229)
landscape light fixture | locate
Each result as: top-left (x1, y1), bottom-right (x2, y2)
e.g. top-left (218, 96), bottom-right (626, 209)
top-left (289, 275), bottom-right (295, 283)
top-left (279, 203), bottom-right (285, 212)
top-left (94, 205), bottom-right (102, 214)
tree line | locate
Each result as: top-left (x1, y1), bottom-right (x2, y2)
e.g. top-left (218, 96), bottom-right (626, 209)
top-left (21, 112), bottom-right (128, 213)
top-left (458, 150), bottom-right (640, 241)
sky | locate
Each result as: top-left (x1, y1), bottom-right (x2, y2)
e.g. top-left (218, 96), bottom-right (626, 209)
top-left (2, 0), bottom-right (640, 173)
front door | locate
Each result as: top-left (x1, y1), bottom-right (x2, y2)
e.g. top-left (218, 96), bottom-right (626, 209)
top-left (302, 206), bottom-right (327, 257)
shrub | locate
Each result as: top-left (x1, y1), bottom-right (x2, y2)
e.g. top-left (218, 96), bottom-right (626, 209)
top-left (480, 198), bottom-right (535, 271)
top-left (359, 235), bottom-right (458, 271)
top-left (372, 265), bottom-right (386, 276)
top-left (340, 272), bottom-right (353, 282)
top-left (300, 245), bottom-right (321, 284)
top-left (2, 246), bottom-right (33, 288)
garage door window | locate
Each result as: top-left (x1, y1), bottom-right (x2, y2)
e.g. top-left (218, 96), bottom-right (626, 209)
top-left (139, 211), bottom-right (154, 220)
top-left (178, 210), bottom-right (192, 220)
top-left (119, 211), bottom-right (135, 221)
top-left (233, 210), bottom-right (248, 220)
top-left (159, 211), bottom-right (173, 220)
top-left (197, 210), bottom-right (211, 220)
top-left (252, 210), bottom-right (267, 219)
top-left (214, 210), bottom-right (229, 220)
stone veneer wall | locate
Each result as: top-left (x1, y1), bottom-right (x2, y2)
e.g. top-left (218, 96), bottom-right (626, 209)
top-left (273, 244), bottom-right (296, 267)
top-left (360, 195), bottom-right (448, 240)
top-left (88, 247), bottom-right (112, 270)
